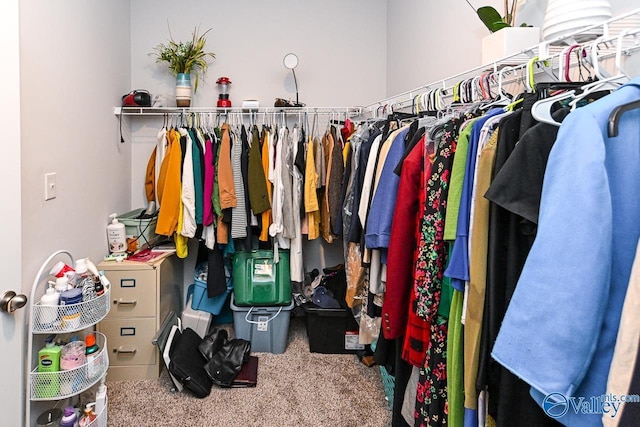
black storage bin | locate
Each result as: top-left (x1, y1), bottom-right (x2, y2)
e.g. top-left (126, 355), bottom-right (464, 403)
top-left (302, 303), bottom-right (363, 354)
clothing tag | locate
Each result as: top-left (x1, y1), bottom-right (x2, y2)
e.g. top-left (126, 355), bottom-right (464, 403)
top-left (345, 331), bottom-right (365, 350)
top-left (257, 316), bottom-right (269, 331)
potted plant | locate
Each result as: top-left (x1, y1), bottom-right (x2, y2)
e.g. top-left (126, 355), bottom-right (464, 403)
top-left (151, 26), bottom-right (215, 107)
top-left (465, 0), bottom-right (540, 63)
top-left (466, 0), bottom-right (522, 33)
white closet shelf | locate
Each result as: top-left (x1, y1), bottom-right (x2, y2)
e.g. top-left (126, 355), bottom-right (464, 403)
top-left (360, 8), bottom-right (640, 115)
top-left (114, 106), bottom-right (362, 116)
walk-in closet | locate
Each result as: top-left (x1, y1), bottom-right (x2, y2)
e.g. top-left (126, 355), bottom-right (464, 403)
top-left (4, 1), bottom-right (640, 426)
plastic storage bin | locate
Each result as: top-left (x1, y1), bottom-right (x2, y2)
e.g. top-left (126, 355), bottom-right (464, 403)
top-left (230, 295), bottom-right (294, 354)
top-left (117, 209), bottom-right (158, 248)
top-left (182, 294), bottom-right (213, 338)
top-left (232, 250), bottom-right (291, 306)
top-left (188, 262), bottom-right (233, 315)
top-left (302, 303), bottom-right (364, 354)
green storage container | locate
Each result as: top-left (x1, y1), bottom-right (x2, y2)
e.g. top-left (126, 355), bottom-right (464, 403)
top-left (232, 250), bottom-right (291, 306)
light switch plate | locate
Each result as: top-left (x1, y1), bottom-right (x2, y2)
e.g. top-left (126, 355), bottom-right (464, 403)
top-left (45, 173), bottom-right (56, 201)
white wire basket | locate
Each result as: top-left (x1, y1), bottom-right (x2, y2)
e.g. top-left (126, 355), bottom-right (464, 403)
top-left (30, 332), bottom-right (109, 401)
top-left (31, 285), bottom-right (111, 333)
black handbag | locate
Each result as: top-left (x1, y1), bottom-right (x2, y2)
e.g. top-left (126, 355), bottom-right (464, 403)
top-left (203, 338), bottom-right (251, 388)
top-left (169, 327), bottom-right (212, 398)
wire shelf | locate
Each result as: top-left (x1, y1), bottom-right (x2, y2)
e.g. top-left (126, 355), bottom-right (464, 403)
top-left (30, 332), bottom-right (109, 401)
top-left (31, 285), bottom-right (111, 334)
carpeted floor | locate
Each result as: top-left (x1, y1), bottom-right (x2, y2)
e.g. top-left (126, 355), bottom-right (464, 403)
top-left (106, 317), bottom-right (392, 427)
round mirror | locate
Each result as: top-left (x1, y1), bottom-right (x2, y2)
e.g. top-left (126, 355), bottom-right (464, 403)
top-left (283, 53), bottom-right (299, 70)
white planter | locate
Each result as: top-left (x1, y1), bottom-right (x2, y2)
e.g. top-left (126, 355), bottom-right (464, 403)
top-left (482, 27), bottom-right (541, 64)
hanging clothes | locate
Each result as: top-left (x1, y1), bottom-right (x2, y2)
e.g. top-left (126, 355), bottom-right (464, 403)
top-left (290, 125), bottom-right (305, 282)
top-left (321, 129), bottom-right (335, 243)
top-left (156, 128), bottom-right (182, 237)
top-left (304, 134), bottom-right (321, 240)
top-left (181, 128), bottom-right (196, 238)
top-left (248, 125), bottom-right (270, 216)
top-left (259, 127), bottom-right (273, 242)
top-left (230, 126), bottom-right (248, 239)
top-left (412, 117), bottom-right (461, 427)
top-left (492, 78), bottom-right (640, 427)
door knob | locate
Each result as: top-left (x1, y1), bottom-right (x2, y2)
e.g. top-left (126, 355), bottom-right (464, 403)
top-left (0, 291), bottom-right (28, 313)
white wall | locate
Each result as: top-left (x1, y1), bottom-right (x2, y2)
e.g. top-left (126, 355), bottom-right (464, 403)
top-left (385, 0), bottom-right (638, 99)
top-left (128, 0), bottom-right (387, 208)
top-left (130, 0), bottom-right (387, 110)
top-left (20, 0), bottom-right (132, 272)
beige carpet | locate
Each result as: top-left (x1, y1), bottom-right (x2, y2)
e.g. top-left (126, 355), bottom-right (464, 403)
top-left (106, 317), bottom-right (392, 427)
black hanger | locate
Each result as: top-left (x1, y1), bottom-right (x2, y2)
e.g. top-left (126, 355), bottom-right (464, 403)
top-left (608, 99), bottom-right (640, 137)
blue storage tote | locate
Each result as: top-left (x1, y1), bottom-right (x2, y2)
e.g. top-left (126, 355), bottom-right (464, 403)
top-left (188, 262), bottom-right (233, 315)
top-left (230, 295), bottom-right (294, 354)
top-left (232, 250), bottom-right (291, 306)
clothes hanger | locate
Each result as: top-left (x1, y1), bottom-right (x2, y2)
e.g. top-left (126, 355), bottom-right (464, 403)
top-left (569, 36), bottom-right (627, 111)
top-left (558, 44), bottom-right (578, 82)
top-left (606, 28), bottom-right (640, 137)
top-left (531, 89), bottom-right (577, 126)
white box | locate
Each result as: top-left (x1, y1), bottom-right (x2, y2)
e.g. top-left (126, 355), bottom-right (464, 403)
top-left (482, 27), bottom-right (540, 64)
top-left (182, 295), bottom-right (213, 338)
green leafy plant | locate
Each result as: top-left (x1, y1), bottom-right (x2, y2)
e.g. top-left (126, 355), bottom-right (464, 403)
top-left (466, 0), bottom-right (525, 33)
top-left (151, 26), bottom-right (215, 92)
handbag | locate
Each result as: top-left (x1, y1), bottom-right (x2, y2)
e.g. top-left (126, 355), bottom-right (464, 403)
top-left (203, 338), bottom-right (251, 388)
top-left (168, 327), bottom-right (212, 398)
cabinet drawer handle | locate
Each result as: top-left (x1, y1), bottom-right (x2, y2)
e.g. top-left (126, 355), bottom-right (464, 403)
top-left (115, 299), bottom-right (137, 306)
top-left (114, 347), bottom-right (137, 354)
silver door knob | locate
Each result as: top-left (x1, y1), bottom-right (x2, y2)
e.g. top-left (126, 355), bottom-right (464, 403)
top-left (0, 291), bottom-right (28, 313)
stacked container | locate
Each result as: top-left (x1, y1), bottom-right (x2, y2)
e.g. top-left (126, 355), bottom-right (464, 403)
top-left (230, 250), bottom-right (293, 354)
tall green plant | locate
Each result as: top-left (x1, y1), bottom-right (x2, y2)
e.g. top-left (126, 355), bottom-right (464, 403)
top-left (151, 26), bottom-right (215, 92)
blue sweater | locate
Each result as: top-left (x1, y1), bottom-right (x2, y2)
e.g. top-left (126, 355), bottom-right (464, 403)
top-left (365, 128), bottom-right (409, 251)
top-left (492, 78), bottom-right (640, 426)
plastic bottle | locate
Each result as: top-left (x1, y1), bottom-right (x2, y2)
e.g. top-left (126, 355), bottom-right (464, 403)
top-left (59, 406), bottom-right (77, 427)
top-left (74, 258), bottom-right (90, 287)
top-left (85, 333), bottom-right (100, 380)
top-left (78, 403), bottom-right (96, 427)
top-left (39, 283), bottom-right (59, 329)
top-left (37, 336), bottom-right (61, 398)
top-left (107, 213), bottom-right (127, 254)
top-left (94, 381), bottom-right (107, 416)
top-left (60, 340), bottom-right (86, 394)
top-left (55, 276), bottom-right (70, 293)
top-left (59, 288), bottom-right (83, 330)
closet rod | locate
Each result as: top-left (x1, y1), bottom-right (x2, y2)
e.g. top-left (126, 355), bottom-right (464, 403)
top-left (384, 35), bottom-right (640, 115)
top-left (361, 8), bottom-right (640, 113)
top-left (114, 106), bottom-right (361, 116)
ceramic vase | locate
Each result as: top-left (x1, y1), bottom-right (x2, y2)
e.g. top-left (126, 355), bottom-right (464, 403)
top-left (176, 72), bottom-right (191, 107)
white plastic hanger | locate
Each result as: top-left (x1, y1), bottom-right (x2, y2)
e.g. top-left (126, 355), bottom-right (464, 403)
top-left (568, 34), bottom-right (629, 110)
